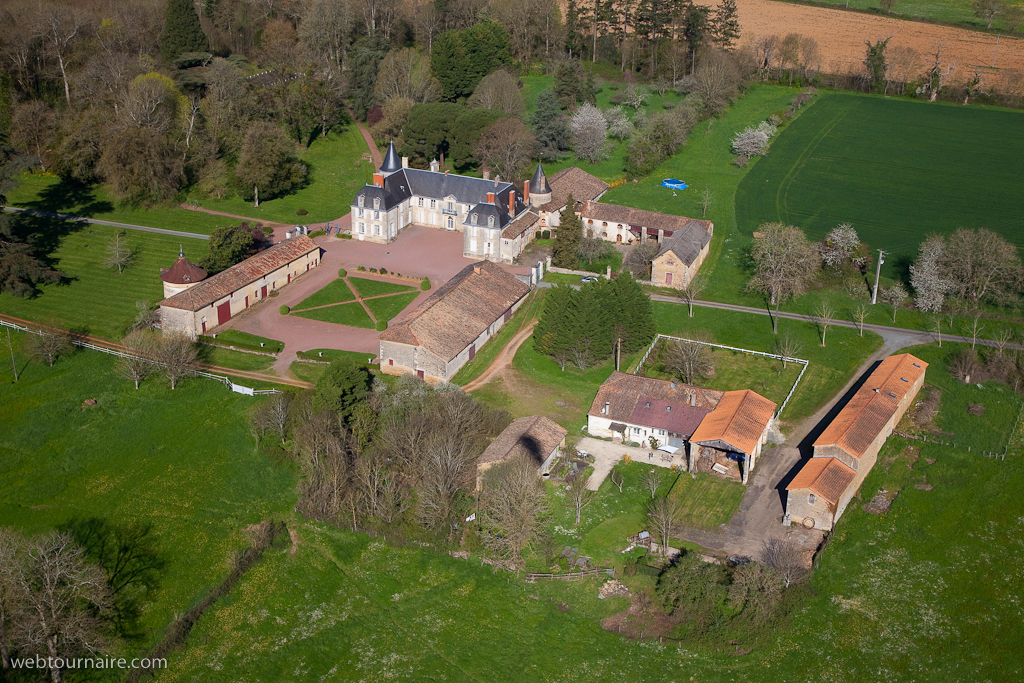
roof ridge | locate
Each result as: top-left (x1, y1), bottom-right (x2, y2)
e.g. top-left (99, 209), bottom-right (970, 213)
top-left (826, 356), bottom-right (917, 457)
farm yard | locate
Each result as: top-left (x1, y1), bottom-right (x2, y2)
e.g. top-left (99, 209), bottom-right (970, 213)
top-left (736, 93), bottom-right (1024, 275)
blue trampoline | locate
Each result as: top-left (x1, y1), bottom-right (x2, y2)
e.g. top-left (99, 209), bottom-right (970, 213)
top-left (661, 179), bottom-right (688, 189)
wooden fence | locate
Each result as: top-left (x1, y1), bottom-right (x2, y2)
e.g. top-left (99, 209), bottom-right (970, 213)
top-left (525, 568), bottom-right (614, 582)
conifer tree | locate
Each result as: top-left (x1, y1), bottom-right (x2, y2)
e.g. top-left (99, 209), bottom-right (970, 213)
top-left (160, 0), bottom-right (209, 62)
top-left (711, 0), bottom-right (741, 49)
top-left (552, 194), bottom-right (582, 268)
top-left (606, 271), bottom-right (657, 353)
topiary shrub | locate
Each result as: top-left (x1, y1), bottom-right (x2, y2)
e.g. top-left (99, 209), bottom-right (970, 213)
top-left (308, 230), bottom-right (325, 238)
top-left (338, 268), bottom-right (347, 278)
top-left (357, 265), bottom-right (366, 271)
top-left (261, 225), bottom-right (275, 235)
top-left (375, 320), bottom-right (387, 331)
top-left (369, 267), bottom-right (378, 273)
top-left (541, 230), bottom-right (551, 239)
top-left (421, 277), bottom-right (431, 291)
top-left (379, 267), bottom-right (388, 275)
top-left (279, 305), bottom-right (290, 315)
top-left (297, 208), bottom-right (308, 216)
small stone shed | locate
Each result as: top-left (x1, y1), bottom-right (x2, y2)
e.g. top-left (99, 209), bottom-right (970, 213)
top-left (689, 390), bottom-right (778, 484)
top-left (476, 415), bottom-right (568, 489)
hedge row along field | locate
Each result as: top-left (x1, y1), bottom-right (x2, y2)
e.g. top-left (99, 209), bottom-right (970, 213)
top-left (736, 93), bottom-right (1024, 276)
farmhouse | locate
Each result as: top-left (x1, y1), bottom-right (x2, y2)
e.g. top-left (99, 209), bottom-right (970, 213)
top-left (786, 353), bottom-right (928, 530)
top-left (476, 415), bottom-right (568, 489)
top-left (532, 165), bottom-right (610, 230)
top-left (378, 260), bottom-right (531, 382)
top-left (649, 221), bottom-right (714, 289)
top-left (690, 390), bottom-right (778, 484)
top-left (158, 235), bottom-right (321, 338)
top-left (159, 247), bottom-right (207, 299)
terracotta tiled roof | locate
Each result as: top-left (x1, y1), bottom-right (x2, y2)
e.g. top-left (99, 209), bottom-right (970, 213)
top-left (589, 372), bottom-right (723, 424)
top-left (502, 210), bottom-right (539, 239)
top-left (786, 457), bottom-right (857, 505)
top-left (691, 390), bottom-right (777, 455)
top-left (628, 397), bottom-right (711, 437)
top-left (160, 257), bottom-right (207, 285)
top-left (378, 261), bottom-right (531, 362)
top-left (159, 236), bottom-right (320, 312)
top-left (813, 354), bottom-right (928, 460)
top-left (479, 415), bottom-right (567, 466)
top-left (541, 167), bottom-right (609, 212)
top-left (583, 201), bottom-right (713, 235)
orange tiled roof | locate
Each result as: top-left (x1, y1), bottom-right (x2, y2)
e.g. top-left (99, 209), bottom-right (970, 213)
top-left (582, 201), bottom-right (713, 235)
top-left (589, 371), bottom-right (723, 423)
top-left (541, 167), bottom-right (609, 212)
top-left (479, 416), bottom-right (568, 466)
top-left (690, 390), bottom-right (777, 455)
top-left (813, 354), bottom-right (928, 459)
top-left (786, 457), bottom-right (857, 505)
top-left (159, 236), bottom-right (319, 312)
top-left (378, 261), bottom-right (530, 362)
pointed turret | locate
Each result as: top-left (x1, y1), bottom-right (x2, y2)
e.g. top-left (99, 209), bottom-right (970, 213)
top-left (380, 140), bottom-right (402, 174)
top-left (160, 250), bottom-right (208, 299)
top-left (528, 162), bottom-right (552, 208)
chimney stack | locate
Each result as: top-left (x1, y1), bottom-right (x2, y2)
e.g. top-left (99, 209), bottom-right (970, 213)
top-left (402, 156), bottom-right (409, 169)
top-left (473, 265), bottom-right (481, 274)
top-left (509, 189), bottom-right (516, 213)
top-left (372, 172), bottom-right (384, 188)
top-left (483, 169), bottom-right (490, 180)
top-left (430, 158), bottom-right (439, 173)
top-left (445, 170), bottom-right (449, 176)
top-left (486, 191), bottom-right (495, 204)
top-left (523, 180), bottom-right (530, 206)
top-left (689, 393), bottom-right (696, 407)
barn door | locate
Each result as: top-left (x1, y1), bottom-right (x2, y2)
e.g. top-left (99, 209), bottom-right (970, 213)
top-left (217, 302), bottom-right (231, 325)
top-left (245, 295), bottom-right (249, 308)
top-left (469, 345), bottom-right (476, 360)
top-left (417, 370), bottom-right (424, 379)
top-left (665, 272), bottom-right (673, 286)
top-left (261, 285), bottom-right (267, 298)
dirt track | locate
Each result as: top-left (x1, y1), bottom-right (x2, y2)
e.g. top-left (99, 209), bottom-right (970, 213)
top-left (738, 0), bottom-right (1024, 79)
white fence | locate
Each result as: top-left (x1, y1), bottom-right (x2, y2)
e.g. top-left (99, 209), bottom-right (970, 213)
top-left (634, 334), bottom-right (809, 419)
top-left (1, 319), bottom-right (279, 395)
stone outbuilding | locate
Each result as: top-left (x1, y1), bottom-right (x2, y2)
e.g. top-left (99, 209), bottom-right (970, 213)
top-left (649, 220), bottom-right (714, 289)
top-left (476, 415), bottom-right (568, 489)
top-left (786, 353), bottom-right (928, 530)
top-left (159, 247), bottom-right (207, 299)
top-left (377, 261), bottom-right (531, 383)
top-left (158, 235), bottom-right (321, 338)
top-left (689, 390), bottom-right (778, 484)
top-left (533, 166), bottom-right (609, 230)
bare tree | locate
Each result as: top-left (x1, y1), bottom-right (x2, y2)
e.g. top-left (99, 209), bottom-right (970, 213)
top-left (474, 119), bottom-right (538, 185)
top-left (374, 47), bottom-right (440, 105)
top-left (692, 50), bottom-right (740, 113)
top-left (577, 237), bottom-right (611, 265)
top-left (0, 528), bottom-right (26, 668)
top-left (881, 282), bottom-right (909, 323)
top-left (924, 43), bottom-right (957, 101)
top-left (760, 537), bottom-right (808, 588)
top-left (566, 472), bottom-right (594, 525)
top-left (26, 325), bottom-right (72, 368)
top-left (949, 347), bottom-right (978, 383)
top-left (676, 274), bottom-right (708, 317)
top-left (467, 69), bottom-right (524, 118)
top-left (622, 242), bottom-right (660, 279)
top-left (931, 314), bottom-right (944, 347)
top-left (354, 450), bottom-right (409, 525)
top-left (115, 331), bottom-right (155, 389)
top-left (609, 467), bottom-right (624, 493)
top-left (481, 455), bottom-right (548, 567)
top-left (966, 314), bottom-right (985, 349)
top-left (265, 392), bottom-right (292, 444)
top-left (33, 1), bottom-right (92, 107)
top-left (552, 348), bottom-right (571, 372)
top-left (813, 299), bottom-right (837, 347)
top-left (641, 468), bottom-right (661, 499)
top-left (570, 103), bottom-right (610, 164)
top-left (299, 0), bottom-right (354, 74)
top-left (772, 333), bottom-right (801, 370)
top-left (993, 328), bottom-right (1013, 354)
top-left (852, 303), bottom-right (869, 337)
top-left (942, 228), bottom-right (1023, 309)
top-left (647, 496), bottom-right (680, 556)
top-left (104, 230), bottom-right (133, 274)
top-left (728, 561), bottom-right (784, 623)
top-left (699, 186), bottom-right (714, 218)
top-left (622, 83), bottom-right (649, 111)
top-left (661, 335), bottom-right (715, 384)
top-left (155, 332), bottom-right (199, 390)
top-left (747, 223), bottom-right (819, 334)
top-left (11, 101), bottom-right (56, 171)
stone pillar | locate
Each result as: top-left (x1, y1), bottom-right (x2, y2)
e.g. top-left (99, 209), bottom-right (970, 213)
top-left (546, 256), bottom-right (552, 271)
top-left (658, 228), bottom-right (664, 243)
top-left (606, 265), bottom-right (611, 278)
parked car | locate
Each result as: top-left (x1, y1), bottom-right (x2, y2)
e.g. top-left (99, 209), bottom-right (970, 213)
top-left (580, 275), bottom-right (598, 283)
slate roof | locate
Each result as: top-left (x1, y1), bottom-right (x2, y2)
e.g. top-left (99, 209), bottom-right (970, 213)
top-left (813, 354), bottom-right (928, 460)
top-left (628, 397), bottom-right (711, 437)
top-left (502, 210), bottom-right (539, 239)
top-left (380, 140), bottom-right (402, 173)
top-left (479, 415), bottom-right (567, 466)
top-left (583, 201), bottom-right (713, 235)
top-left (353, 168), bottom-right (528, 219)
top-left (542, 167), bottom-right (609, 212)
top-left (691, 390), bottom-right (777, 455)
top-left (655, 220), bottom-right (714, 267)
top-left (589, 372), bottom-right (723, 424)
top-left (786, 457), bottom-right (857, 505)
top-left (160, 256), bottom-right (207, 285)
top-left (378, 261), bottom-right (531, 362)
top-left (159, 236), bottom-right (320, 312)
top-left (467, 202), bottom-right (509, 229)
top-left (529, 163), bottom-right (552, 195)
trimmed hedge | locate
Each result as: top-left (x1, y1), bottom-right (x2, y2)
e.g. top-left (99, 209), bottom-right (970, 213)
top-left (421, 277), bottom-right (431, 291)
top-left (338, 268), bottom-right (347, 278)
top-left (279, 305), bottom-right (290, 315)
top-left (375, 320), bottom-right (388, 331)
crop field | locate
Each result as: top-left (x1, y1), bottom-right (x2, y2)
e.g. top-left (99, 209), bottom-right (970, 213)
top-left (790, 0), bottom-right (1020, 31)
top-left (736, 93), bottom-right (1024, 276)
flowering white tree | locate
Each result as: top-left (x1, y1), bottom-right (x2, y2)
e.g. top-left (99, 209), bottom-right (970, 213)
top-left (732, 126), bottom-right (770, 158)
top-left (819, 224), bottom-right (861, 268)
top-left (603, 106), bottom-right (633, 139)
top-left (909, 235), bottom-right (952, 313)
top-left (571, 103), bottom-right (610, 163)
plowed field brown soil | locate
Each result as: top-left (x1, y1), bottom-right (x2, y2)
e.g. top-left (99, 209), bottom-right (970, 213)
top-left (738, 0), bottom-right (1024, 80)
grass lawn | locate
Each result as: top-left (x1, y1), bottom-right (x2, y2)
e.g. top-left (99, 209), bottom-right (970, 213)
top-left (579, 248), bottom-right (623, 275)
top-left (291, 279), bottom-right (357, 310)
top-left (289, 360), bottom-right (325, 383)
top-left (363, 291), bottom-right (419, 324)
top-left (0, 341), bottom-right (297, 652)
top-left (202, 346), bottom-right (276, 372)
top-left (6, 173), bottom-right (234, 234)
top-left (640, 338), bottom-right (804, 409)
top-left (204, 329), bottom-right (284, 353)
top-left (453, 289), bottom-right (542, 386)
top-left (347, 276), bottom-right (416, 298)
top-left (542, 272), bottom-right (590, 286)
top-left (791, 0), bottom-right (1020, 30)
top-left (0, 223), bottom-right (207, 340)
top-left (668, 473), bottom-right (746, 529)
top-left (189, 125), bottom-right (374, 224)
top-left (291, 301), bottom-right (374, 328)
top-left (296, 348), bottom-right (378, 364)
top-left (736, 92), bottom-right (1024, 279)
top-left (653, 302), bottom-right (882, 423)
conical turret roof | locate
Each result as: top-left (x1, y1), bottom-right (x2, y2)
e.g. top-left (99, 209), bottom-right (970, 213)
top-left (160, 252), bottom-right (207, 285)
top-left (529, 162), bottom-right (552, 195)
top-left (380, 140), bottom-right (402, 173)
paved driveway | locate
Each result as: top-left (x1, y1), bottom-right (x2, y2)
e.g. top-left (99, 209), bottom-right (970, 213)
top-left (576, 437), bottom-right (685, 490)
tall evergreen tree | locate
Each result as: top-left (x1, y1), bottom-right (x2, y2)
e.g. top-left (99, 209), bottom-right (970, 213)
top-left (531, 90), bottom-right (571, 160)
top-left (552, 194), bottom-right (582, 268)
top-left (349, 32), bottom-right (390, 119)
top-left (682, 4), bottom-right (710, 73)
top-left (431, 22), bottom-right (512, 101)
top-left (711, 0), bottom-right (741, 49)
top-left (606, 270), bottom-right (656, 352)
top-left (160, 0), bottom-right (210, 62)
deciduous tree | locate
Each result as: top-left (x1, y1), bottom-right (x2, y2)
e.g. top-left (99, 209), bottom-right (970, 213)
top-left (747, 222), bottom-right (819, 333)
top-left (234, 122), bottom-right (307, 206)
top-left (474, 119), bottom-right (537, 184)
top-left (942, 228), bottom-right (1023, 308)
top-left (313, 358), bottom-right (373, 423)
top-left (881, 281), bottom-right (908, 322)
top-left (566, 471), bottom-right (594, 524)
top-left (482, 455), bottom-right (548, 567)
top-left (648, 495), bottom-right (680, 556)
top-left (105, 230), bottom-right (133, 274)
top-left (570, 103), bottom-right (610, 164)
top-left (116, 331), bottom-right (155, 389)
top-left (155, 331), bottom-right (198, 390)
top-left (467, 69), bottom-right (524, 118)
top-left (909, 234), bottom-right (952, 313)
top-left (662, 333), bottom-right (715, 384)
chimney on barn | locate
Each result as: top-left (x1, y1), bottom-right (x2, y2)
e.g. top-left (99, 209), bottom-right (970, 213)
top-left (604, 402), bottom-right (610, 415)
top-left (473, 265), bottom-right (481, 274)
top-left (483, 169), bottom-right (490, 180)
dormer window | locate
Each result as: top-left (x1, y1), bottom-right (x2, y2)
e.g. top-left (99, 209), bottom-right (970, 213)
top-left (487, 216), bottom-right (494, 227)
top-left (373, 197), bottom-right (380, 210)
top-left (447, 201), bottom-right (453, 211)
top-left (358, 196), bottom-right (364, 208)
top-left (418, 197), bottom-right (423, 206)
top-left (472, 214), bottom-right (477, 225)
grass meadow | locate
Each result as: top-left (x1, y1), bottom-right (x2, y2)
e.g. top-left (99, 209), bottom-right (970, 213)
top-left (794, 0), bottom-right (1021, 30)
top-left (364, 291), bottom-right (419, 324)
top-left (0, 223), bottom-right (208, 339)
top-left (669, 472), bottom-right (747, 529)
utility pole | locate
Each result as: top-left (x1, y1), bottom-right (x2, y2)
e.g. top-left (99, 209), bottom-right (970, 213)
top-left (6, 328), bottom-right (17, 382)
top-left (871, 249), bottom-right (886, 305)
top-left (616, 337), bottom-right (621, 371)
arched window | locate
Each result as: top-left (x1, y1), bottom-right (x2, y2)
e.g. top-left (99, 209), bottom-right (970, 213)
top-left (808, 493), bottom-right (817, 505)
top-left (447, 216), bottom-right (454, 229)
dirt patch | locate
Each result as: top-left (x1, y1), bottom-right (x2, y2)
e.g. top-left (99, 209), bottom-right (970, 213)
top-left (912, 386), bottom-right (941, 428)
top-left (864, 487), bottom-right (900, 514)
top-left (925, 457), bottom-right (936, 465)
top-left (968, 403), bottom-right (986, 416)
top-left (601, 596), bottom-right (681, 640)
top-left (914, 482), bottom-right (934, 491)
top-left (80, 398), bottom-right (97, 409)
top-left (737, 0), bottom-right (1024, 80)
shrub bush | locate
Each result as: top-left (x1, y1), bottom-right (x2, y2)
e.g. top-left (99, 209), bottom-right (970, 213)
top-left (261, 225), bottom-right (274, 235)
top-left (357, 265), bottom-right (366, 271)
top-left (541, 230), bottom-right (551, 239)
top-left (338, 268), bottom-right (347, 278)
top-left (369, 267), bottom-right (378, 273)
top-left (421, 277), bottom-right (431, 291)
top-left (297, 208), bottom-right (308, 216)
top-left (375, 321), bottom-right (387, 331)
top-left (662, 101), bottom-right (676, 109)
top-left (308, 230), bottom-right (325, 238)
top-left (338, 233), bottom-right (352, 239)
top-left (379, 267), bottom-right (388, 275)
top-left (279, 305), bottom-right (290, 315)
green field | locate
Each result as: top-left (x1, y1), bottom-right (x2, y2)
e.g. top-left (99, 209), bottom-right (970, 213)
top-left (736, 93), bottom-right (1024, 276)
top-left (291, 301), bottom-right (375, 328)
top-left (364, 291), bottom-right (419, 324)
top-left (0, 223), bottom-right (207, 339)
top-left (786, 0), bottom-right (1022, 31)
top-left (669, 472), bottom-right (746, 529)
top-left (348, 276), bottom-right (417, 297)
top-left (203, 329), bottom-right (284, 353)
top-left (203, 346), bottom-right (276, 372)
top-left (0, 341), bottom-right (297, 651)
top-left (291, 279), bottom-right (357, 310)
